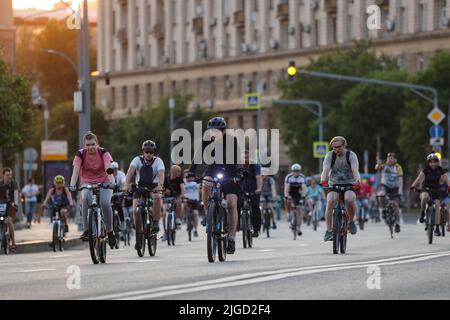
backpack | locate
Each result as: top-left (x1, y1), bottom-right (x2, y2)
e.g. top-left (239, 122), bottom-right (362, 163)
top-left (76, 147), bottom-right (108, 166)
top-left (138, 156), bottom-right (157, 188)
top-left (331, 150), bottom-right (352, 169)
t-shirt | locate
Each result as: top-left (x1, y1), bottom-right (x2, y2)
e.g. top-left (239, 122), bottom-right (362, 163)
top-left (164, 175), bottom-right (184, 197)
top-left (285, 173), bottom-right (306, 197)
top-left (73, 147), bottom-right (113, 184)
top-left (0, 180), bottom-right (18, 203)
top-left (129, 156), bottom-right (165, 184)
top-left (241, 164), bottom-right (261, 192)
top-left (423, 165), bottom-right (446, 189)
top-left (357, 183), bottom-right (371, 198)
top-left (261, 177), bottom-right (275, 195)
top-left (323, 150), bottom-right (359, 186)
top-left (380, 163), bottom-right (403, 189)
top-left (22, 184), bottom-right (39, 202)
top-left (184, 181), bottom-right (200, 201)
top-left (114, 170), bottom-right (126, 190)
top-left (306, 186), bottom-right (322, 200)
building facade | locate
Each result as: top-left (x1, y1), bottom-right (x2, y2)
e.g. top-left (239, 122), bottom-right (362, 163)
top-left (0, 0), bottom-right (15, 65)
top-left (95, 0), bottom-right (450, 166)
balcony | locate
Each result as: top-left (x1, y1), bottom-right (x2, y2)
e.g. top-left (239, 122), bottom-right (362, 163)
top-left (234, 10), bottom-right (245, 28)
top-left (277, 3), bottom-right (289, 21)
top-left (192, 17), bottom-right (204, 35)
top-left (117, 28), bottom-right (128, 45)
top-left (153, 23), bottom-right (164, 40)
top-left (324, 0), bottom-right (337, 14)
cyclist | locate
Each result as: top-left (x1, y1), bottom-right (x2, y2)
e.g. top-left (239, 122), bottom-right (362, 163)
top-left (183, 172), bottom-right (201, 238)
top-left (375, 152), bottom-right (403, 233)
top-left (188, 117), bottom-right (243, 255)
top-left (260, 167), bottom-right (277, 230)
top-left (284, 164), bottom-right (307, 236)
top-left (321, 136), bottom-right (361, 242)
top-left (0, 167), bottom-right (19, 251)
top-left (241, 149), bottom-right (262, 238)
top-left (356, 178), bottom-right (371, 224)
top-left (163, 165), bottom-right (185, 228)
top-left (306, 179), bottom-right (325, 222)
top-left (42, 175), bottom-right (73, 234)
top-left (123, 140), bottom-right (165, 242)
top-left (111, 161), bottom-right (126, 223)
top-left (70, 131), bottom-right (116, 247)
top-left (411, 153), bottom-right (450, 236)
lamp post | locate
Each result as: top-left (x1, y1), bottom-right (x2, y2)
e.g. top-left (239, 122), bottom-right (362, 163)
top-left (48, 124), bottom-right (66, 139)
top-left (169, 98), bottom-right (175, 166)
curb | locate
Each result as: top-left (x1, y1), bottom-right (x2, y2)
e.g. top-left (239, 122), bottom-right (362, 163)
top-left (15, 237), bottom-right (84, 254)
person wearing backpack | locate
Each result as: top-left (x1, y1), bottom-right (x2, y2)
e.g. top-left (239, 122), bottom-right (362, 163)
top-left (123, 140), bottom-right (165, 239)
top-left (70, 131), bottom-right (116, 247)
top-left (320, 136), bottom-right (361, 242)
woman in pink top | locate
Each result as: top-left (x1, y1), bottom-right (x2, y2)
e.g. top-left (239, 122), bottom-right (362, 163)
top-left (70, 131), bottom-right (116, 246)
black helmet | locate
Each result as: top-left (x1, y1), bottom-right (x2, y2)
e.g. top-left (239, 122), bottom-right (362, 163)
top-left (141, 140), bottom-right (157, 151)
top-left (207, 117), bottom-right (227, 130)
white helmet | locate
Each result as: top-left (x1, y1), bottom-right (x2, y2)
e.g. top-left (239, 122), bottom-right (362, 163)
top-left (111, 161), bottom-right (119, 170)
top-left (291, 163), bottom-right (302, 172)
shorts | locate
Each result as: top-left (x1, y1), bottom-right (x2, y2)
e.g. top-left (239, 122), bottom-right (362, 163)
top-left (379, 185), bottom-right (399, 195)
top-left (185, 199), bottom-right (199, 210)
top-left (221, 182), bottom-right (241, 197)
top-left (261, 194), bottom-right (273, 202)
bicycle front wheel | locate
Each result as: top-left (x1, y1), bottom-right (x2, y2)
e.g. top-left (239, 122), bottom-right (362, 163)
top-left (332, 209), bottom-right (341, 255)
top-left (206, 202), bottom-right (217, 263)
top-left (241, 213), bottom-right (247, 249)
top-left (135, 209), bottom-right (146, 257)
top-left (217, 206), bottom-right (228, 262)
top-left (427, 207), bottom-right (435, 245)
top-left (88, 210), bottom-right (100, 264)
top-left (52, 223), bottom-right (58, 252)
top-left (148, 220), bottom-right (157, 256)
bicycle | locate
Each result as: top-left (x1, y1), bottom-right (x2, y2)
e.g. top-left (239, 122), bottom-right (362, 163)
top-left (133, 185), bottom-right (160, 257)
top-left (357, 198), bottom-right (369, 231)
top-left (183, 198), bottom-right (198, 242)
top-left (164, 197), bottom-right (177, 246)
top-left (49, 203), bottom-right (66, 252)
top-left (240, 192), bottom-right (254, 249)
top-left (0, 202), bottom-right (12, 255)
top-left (377, 194), bottom-right (399, 239)
top-left (77, 182), bottom-right (116, 264)
top-left (439, 201), bottom-right (447, 237)
top-left (111, 192), bottom-right (123, 250)
top-left (286, 197), bottom-right (304, 240)
top-left (309, 197), bottom-right (320, 231)
top-left (324, 185), bottom-right (358, 254)
top-left (416, 188), bottom-right (446, 245)
top-left (261, 198), bottom-right (272, 238)
top-left (202, 174), bottom-right (233, 263)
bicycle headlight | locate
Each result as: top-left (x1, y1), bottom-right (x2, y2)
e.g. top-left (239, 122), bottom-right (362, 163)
top-left (0, 216), bottom-right (4, 221)
top-left (216, 173), bottom-right (224, 180)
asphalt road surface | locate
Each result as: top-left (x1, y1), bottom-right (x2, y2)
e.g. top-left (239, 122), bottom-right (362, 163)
top-left (1, 216), bottom-right (449, 300)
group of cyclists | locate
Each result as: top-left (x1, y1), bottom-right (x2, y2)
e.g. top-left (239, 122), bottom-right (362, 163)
top-left (1, 117), bottom-right (450, 257)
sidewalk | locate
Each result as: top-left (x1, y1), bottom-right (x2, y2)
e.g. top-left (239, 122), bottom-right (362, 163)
top-left (12, 217), bottom-right (83, 254)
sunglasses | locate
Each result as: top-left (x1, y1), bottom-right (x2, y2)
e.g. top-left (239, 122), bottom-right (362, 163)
top-left (332, 145), bottom-right (343, 149)
top-left (143, 150), bottom-right (155, 154)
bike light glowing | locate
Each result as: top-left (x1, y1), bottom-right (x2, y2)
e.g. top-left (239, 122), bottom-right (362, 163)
top-left (216, 173), bottom-right (224, 180)
top-left (0, 217), bottom-right (4, 221)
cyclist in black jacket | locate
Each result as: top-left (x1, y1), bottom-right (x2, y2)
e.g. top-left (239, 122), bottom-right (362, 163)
top-left (188, 117), bottom-right (243, 254)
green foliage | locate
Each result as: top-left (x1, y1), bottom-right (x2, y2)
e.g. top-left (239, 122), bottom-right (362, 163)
top-left (0, 55), bottom-right (35, 166)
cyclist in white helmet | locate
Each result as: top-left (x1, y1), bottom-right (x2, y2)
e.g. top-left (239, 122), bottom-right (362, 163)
top-left (284, 163), bottom-right (307, 236)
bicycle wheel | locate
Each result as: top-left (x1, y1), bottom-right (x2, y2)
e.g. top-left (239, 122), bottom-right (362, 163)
top-left (147, 220), bottom-right (157, 256)
top-left (340, 217), bottom-right (348, 254)
top-left (58, 225), bottom-right (64, 252)
top-left (218, 206), bottom-right (227, 262)
top-left (332, 209), bottom-right (341, 255)
top-left (166, 214), bottom-right (172, 246)
top-left (206, 202), bottom-right (217, 263)
top-left (113, 215), bottom-right (120, 249)
top-left (387, 208), bottom-right (394, 239)
top-left (241, 213), bottom-right (247, 249)
top-left (187, 213), bottom-right (193, 242)
top-left (265, 213), bottom-right (270, 238)
top-left (291, 212), bottom-right (297, 240)
top-left (1, 227), bottom-right (9, 255)
top-left (88, 209), bottom-right (100, 264)
top-left (313, 211), bottom-right (318, 231)
top-left (171, 230), bottom-right (176, 246)
top-left (135, 209), bottom-right (146, 257)
top-left (427, 207), bottom-right (435, 245)
top-left (52, 223), bottom-right (58, 252)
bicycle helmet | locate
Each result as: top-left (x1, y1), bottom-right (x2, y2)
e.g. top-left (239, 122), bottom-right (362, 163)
top-left (291, 163), bottom-right (302, 172)
top-left (141, 140), bottom-right (157, 151)
top-left (186, 172), bottom-right (196, 179)
top-left (54, 175), bottom-right (65, 185)
top-left (207, 117), bottom-right (227, 130)
top-left (111, 161), bottom-right (119, 170)
top-left (427, 153), bottom-right (439, 162)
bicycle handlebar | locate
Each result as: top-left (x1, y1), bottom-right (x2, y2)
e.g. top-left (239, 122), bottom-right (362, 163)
top-left (75, 183), bottom-right (116, 192)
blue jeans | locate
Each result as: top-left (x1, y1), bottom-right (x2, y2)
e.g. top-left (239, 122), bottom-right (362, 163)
top-left (25, 201), bottom-right (37, 223)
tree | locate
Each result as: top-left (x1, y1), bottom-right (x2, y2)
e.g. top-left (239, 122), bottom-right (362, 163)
top-left (0, 55), bottom-right (35, 167)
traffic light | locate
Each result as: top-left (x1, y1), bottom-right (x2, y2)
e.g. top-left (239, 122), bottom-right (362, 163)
top-left (287, 61), bottom-right (297, 81)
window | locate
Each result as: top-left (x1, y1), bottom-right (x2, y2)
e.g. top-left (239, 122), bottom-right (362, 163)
top-left (183, 80), bottom-right (190, 95)
top-left (224, 33), bottom-right (230, 57)
top-left (237, 74), bottom-right (244, 97)
top-left (210, 77), bottom-right (216, 99)
top-left (314, 19), bottom-right (319, 46)
top-left (399, 7), bottom-right (406, 34)
top-left (224, 75), bottom-right (230, 100)
top-left (122, 86), bottom-right (127, 109)
top-left (347, 15), bottom-right (353, 40)
top-left (238, 115), bottom-right (244, 129)
top-left (223, 0), bottom-right (231, 18)
top-left (435, 0), bottom-right (447, 29)
top-left (111, 87), bottom-right (116, 111)
top-left (196, 78), bottom-right (202, 99)
top-left (112, 10), bottom-right (116, 34)
top-left (146, 83), bottom-right (152, 105)
top-left (159, 82), bottom-right (164, 100)
top-left (253, 114), bottom-right (258, 129)
top-left (134, 85), bottom-right (139, 108)
top-left (419, 3), bottom-right (426, 32)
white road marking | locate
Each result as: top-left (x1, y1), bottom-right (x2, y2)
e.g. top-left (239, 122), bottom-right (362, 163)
top-left (298, 244), bottom-right (309, 247)
top-left (51, 254), bottom-right (73, 258)
top-left (87, 250), bottom-right (450, 300)
top-left (14, 269), bottom-right (57, 273)
top-left (258, 249), bottom-right (275, 252)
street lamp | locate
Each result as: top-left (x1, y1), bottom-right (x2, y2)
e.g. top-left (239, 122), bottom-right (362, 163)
top-left (42, 49), bottom-right (78, 75)
top-left (48, 124), bottom-right (66, 139)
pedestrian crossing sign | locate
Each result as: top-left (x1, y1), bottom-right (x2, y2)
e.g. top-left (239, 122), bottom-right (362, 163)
top-left (245, 93), bottom-right (262, 110)
top-left (313, 142), bottom-right (329, 159)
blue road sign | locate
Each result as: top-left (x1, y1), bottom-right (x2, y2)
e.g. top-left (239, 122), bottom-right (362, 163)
top-left (429, 125), bottom-right (444, 138)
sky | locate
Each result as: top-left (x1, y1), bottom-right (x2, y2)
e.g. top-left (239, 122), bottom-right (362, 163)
top-left (13, 0), bottom-right (92, 10)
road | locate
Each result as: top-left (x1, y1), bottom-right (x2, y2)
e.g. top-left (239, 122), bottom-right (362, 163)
top-left (1, 216), bottom-right (450, 300)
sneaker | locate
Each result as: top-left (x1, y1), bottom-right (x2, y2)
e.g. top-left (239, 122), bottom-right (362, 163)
top-left (80, 231), bottom-right (89, 241)
top-left (434, 226), bottom-right (441, 237)
top-left (272, 222), bottom-right (277, 230)
top-left (201, 218), bottom-right (206, 227)
top-left (161, 233), bottom-right (167, 241)
top-left (226, 238), bottom-right (236, 254)
top-left (194, 230), bottom-right (199, 238)
top-left (324, 230), bottom-right (333, 242)
top-left (107, 232), bottom-right (116, 249)
top-left (253, 230), bottom-right (259, 238)
top-left (320, 217), bottom-right (326, 221)
top-left (297, 230), bottom-right (302, 236)
top-left (349, 222), bottom-right (357, 235)
top-left (175, 218), bottom-right (182, 228)
top-left (419, 211), bottom-right (426, 223)
top-left (395, 224), bottom-right (401, 233)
